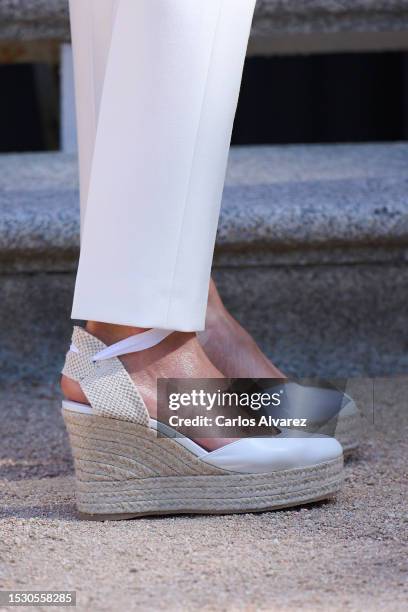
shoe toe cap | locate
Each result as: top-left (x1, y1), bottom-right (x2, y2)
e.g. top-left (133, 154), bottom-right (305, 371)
top-left (202, 434), bottom-right (343, 474)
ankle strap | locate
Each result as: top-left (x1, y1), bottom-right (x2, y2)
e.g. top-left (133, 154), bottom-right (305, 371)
top-left (63, 326), bottom-right (152, 425)
top-left (70, 328), bottom-right (174, 361)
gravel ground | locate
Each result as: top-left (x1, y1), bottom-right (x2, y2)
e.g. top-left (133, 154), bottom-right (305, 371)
top-left (0, 378), bottom-right (407, 612)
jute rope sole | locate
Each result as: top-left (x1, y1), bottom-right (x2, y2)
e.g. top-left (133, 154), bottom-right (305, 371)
top-left (317, 411), bottom-right (361, 455)
top-left (335, 412), bottom-right (361, 454)
top-left (63, 409), bottom-right (344, 520)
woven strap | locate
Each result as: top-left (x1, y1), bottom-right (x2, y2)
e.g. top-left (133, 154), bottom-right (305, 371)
top-left (62, 326), bottom-right (149, 426)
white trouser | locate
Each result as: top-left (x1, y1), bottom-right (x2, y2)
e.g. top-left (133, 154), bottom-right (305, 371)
top-left (69, 0), bottom-right (256, 331)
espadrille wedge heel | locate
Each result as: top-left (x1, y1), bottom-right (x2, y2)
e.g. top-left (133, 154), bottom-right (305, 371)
top-left (62, 327), bottom-right (344, 520)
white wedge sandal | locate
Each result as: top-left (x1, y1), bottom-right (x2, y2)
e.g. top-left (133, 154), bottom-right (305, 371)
top-left (62, 327), bottom-right (344, 520)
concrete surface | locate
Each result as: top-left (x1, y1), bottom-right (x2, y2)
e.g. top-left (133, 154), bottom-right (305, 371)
top-left (2, 144), bottom-right (408, 270)
top-left (3, 263), bottom-right (408, 383)
top-left (1, 0), bottom-right (408, 42)
top-left (1, 144), bottom-right (408, 382)
top-left (253, 0), bottom-right (408, 34)
top-left (0, 377), bottom-right (407, 611)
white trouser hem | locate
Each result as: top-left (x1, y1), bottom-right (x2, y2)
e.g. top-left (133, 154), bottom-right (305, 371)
top-left (69, 0), bottom-right (256, 328)
top-left (70, 308), bottom-right (206, 333)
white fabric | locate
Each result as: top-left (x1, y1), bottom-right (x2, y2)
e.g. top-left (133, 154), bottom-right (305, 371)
top-left (92, 328), bottom-right (175, 361)
top-left (69, 327), bottom-right (174, 360)
top-left (69, 0), bottom-right (256, 330)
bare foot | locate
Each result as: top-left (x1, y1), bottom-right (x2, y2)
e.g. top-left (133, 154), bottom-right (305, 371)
top-left (198, 279), bottom-right (285, 379)
top-left (61, 322), bottom-right (234, 451)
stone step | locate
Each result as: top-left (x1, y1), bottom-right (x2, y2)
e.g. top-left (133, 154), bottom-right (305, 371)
top-left (2, 1), bottom-right (408, 54)
top-left (1, 143), bottom-right (408, 382)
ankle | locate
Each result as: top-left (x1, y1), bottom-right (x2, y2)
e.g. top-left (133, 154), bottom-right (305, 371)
top-left (85, 321), bottom-right (147, 346)
top-left (206, 280), bottom-right (230, 328)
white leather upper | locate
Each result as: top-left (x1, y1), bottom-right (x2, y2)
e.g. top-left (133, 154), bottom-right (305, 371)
top-left (202, 432), bottom-right (343, 474)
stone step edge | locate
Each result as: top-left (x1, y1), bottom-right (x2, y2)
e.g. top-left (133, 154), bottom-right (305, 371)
top-left (2, 1), bottom-right (408, 42)
top-left (2, 143), bottom-right (408, 271)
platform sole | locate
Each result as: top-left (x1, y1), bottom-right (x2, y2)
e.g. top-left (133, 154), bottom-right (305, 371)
top-left (63, 409), bottom-right (344, 520)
